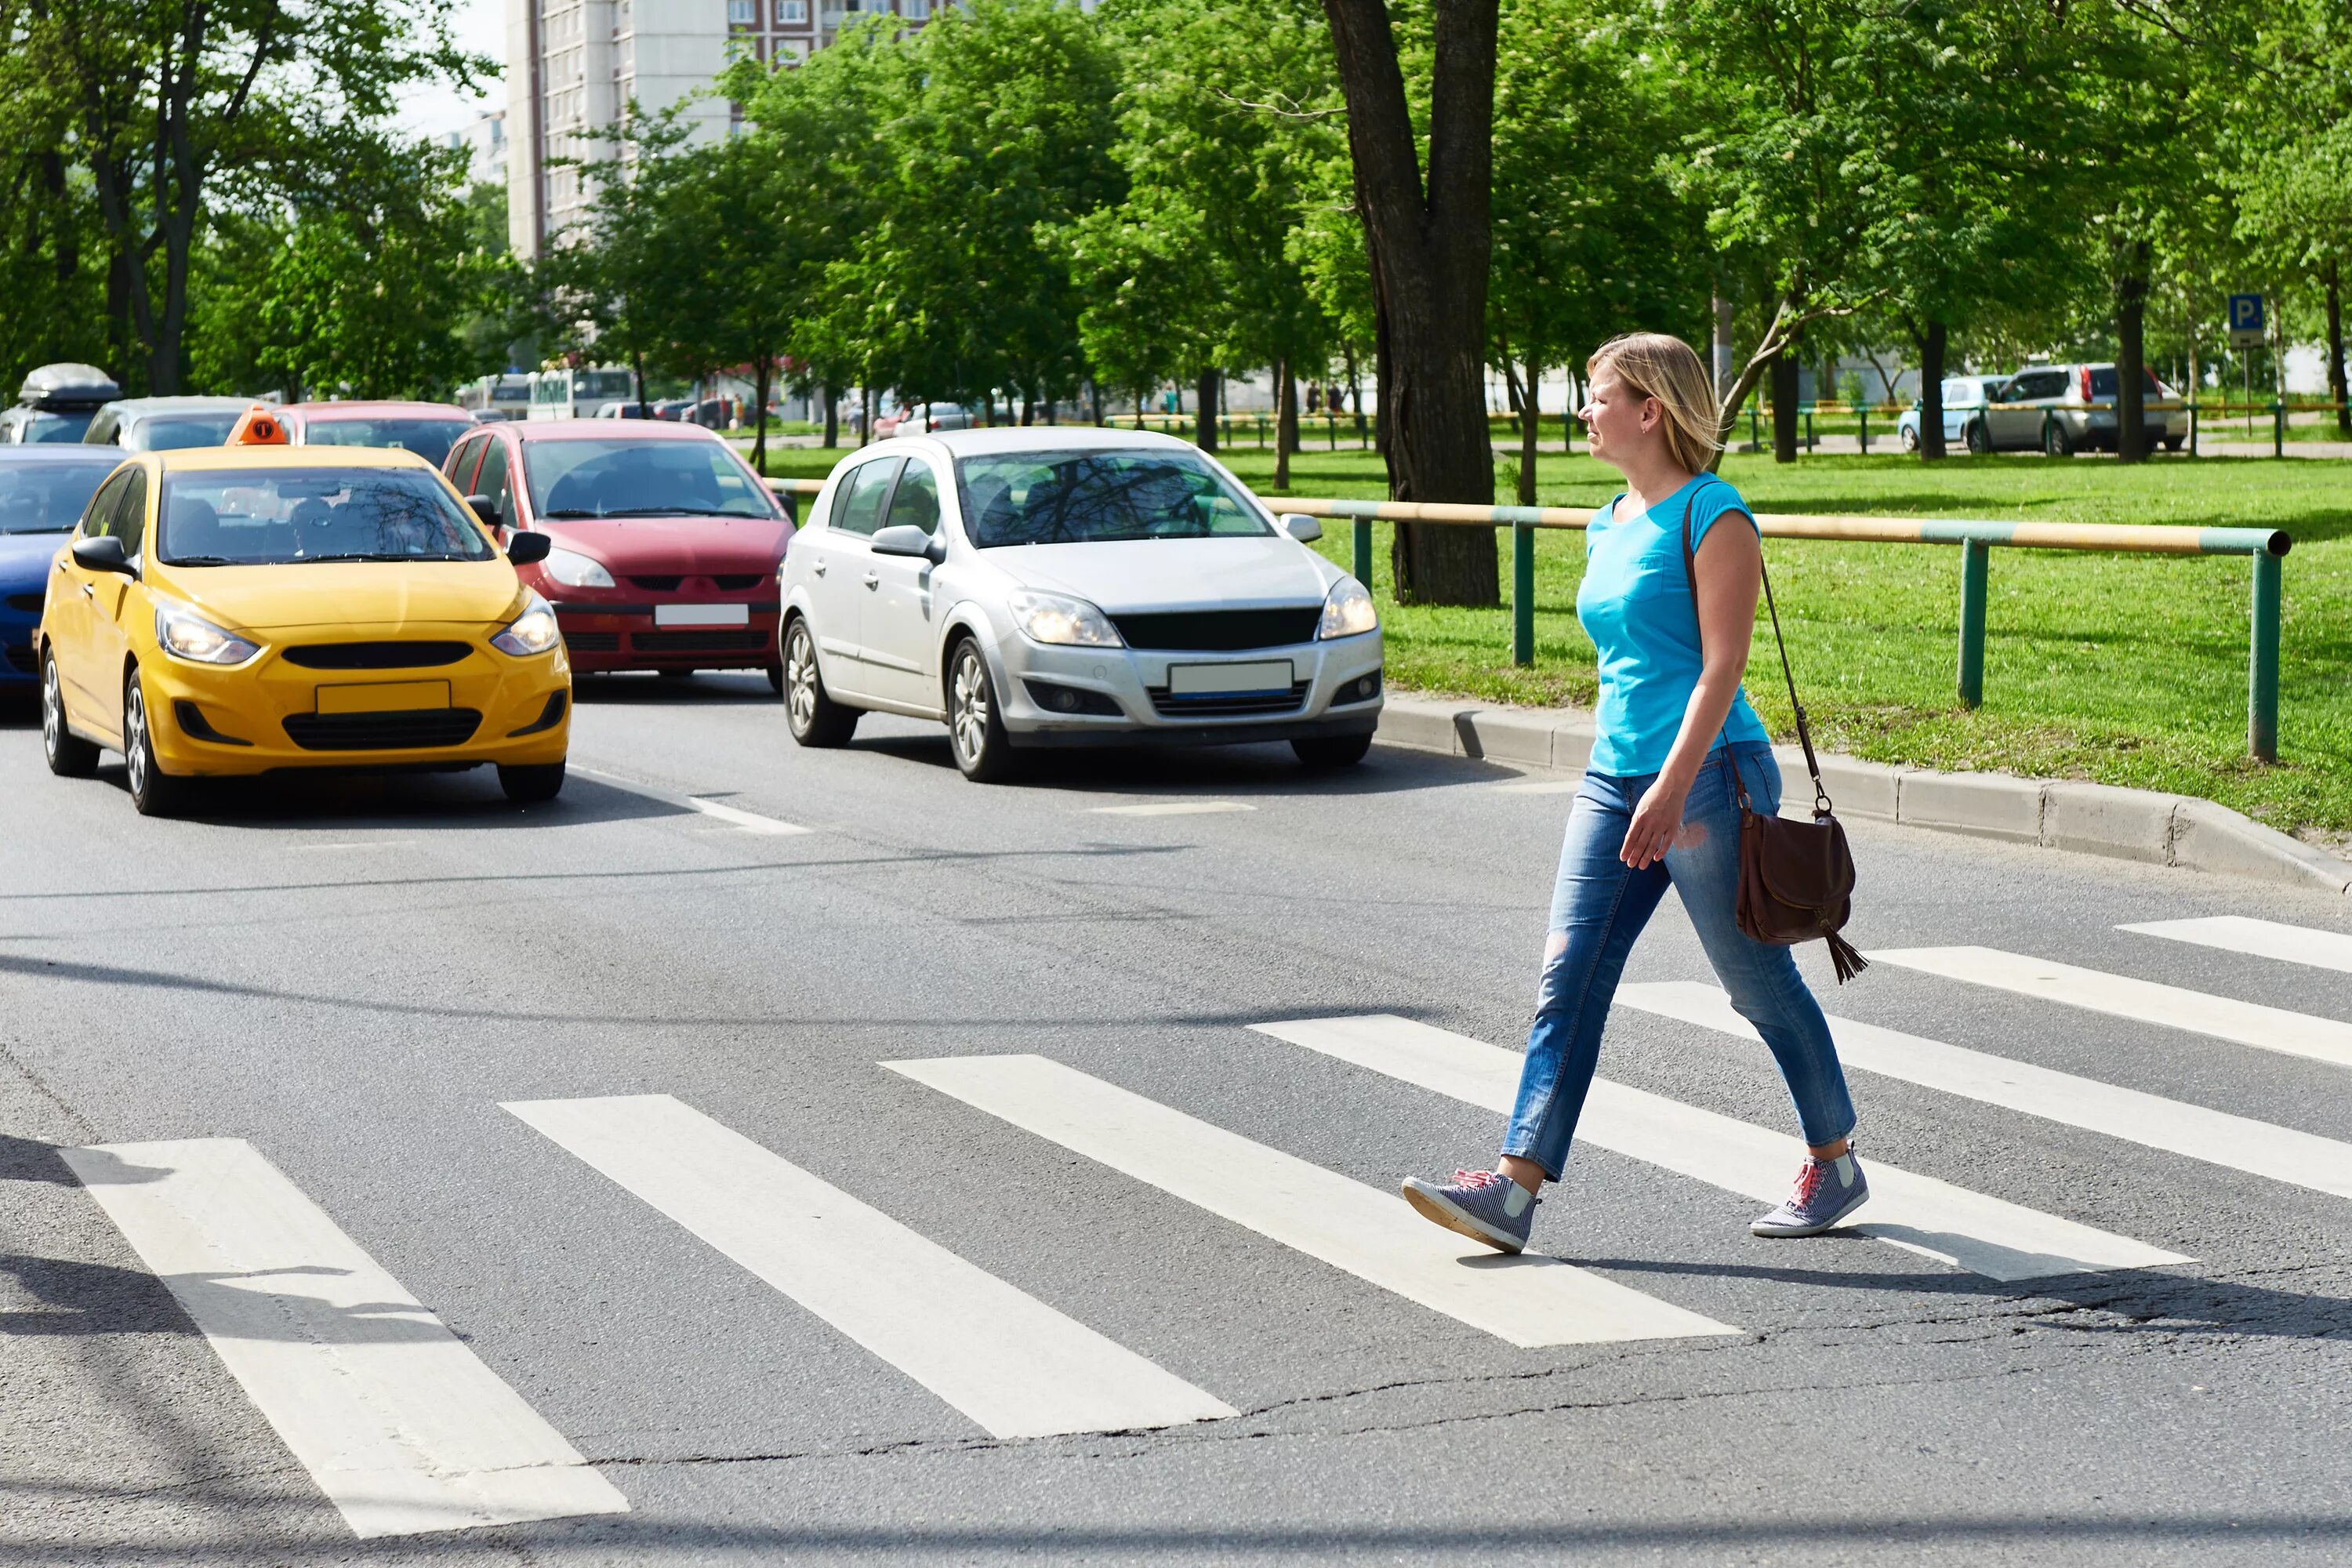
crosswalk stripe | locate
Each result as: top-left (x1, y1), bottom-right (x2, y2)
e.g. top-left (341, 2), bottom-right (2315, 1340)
top-left (60, 1138), bottom-right (627, 1541)
top-left (2119, 916), bottom-right (2352, 975)
top-left (1084, 801), bottom-right (1255, 817)
top-left (1252, 1016), bottom-right (2189, 1283)
top-left (1872, 946), bottom-right (2352, 1071)
top-left (885, 1054), bottom-right (1737, 1348)
top-left (1616, 982), bottom-right (2352, 1203)
top-left (504, 1094), bottom-right (1233, 1439)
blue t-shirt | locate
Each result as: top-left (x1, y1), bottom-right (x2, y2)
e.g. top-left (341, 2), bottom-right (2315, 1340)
top-left (1575, 474), bottom-right (1771, 777)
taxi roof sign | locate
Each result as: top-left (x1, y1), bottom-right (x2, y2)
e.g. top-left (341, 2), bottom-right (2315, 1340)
top-left (227, 405), bottom-right (289, 445)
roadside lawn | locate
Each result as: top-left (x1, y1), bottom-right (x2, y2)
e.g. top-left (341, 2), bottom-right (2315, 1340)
top-left (764, 445), bottom-right (2352, 843)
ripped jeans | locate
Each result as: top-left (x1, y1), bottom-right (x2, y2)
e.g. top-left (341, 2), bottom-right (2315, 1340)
top-left (1501, 740), bottom-right (1857, 1181)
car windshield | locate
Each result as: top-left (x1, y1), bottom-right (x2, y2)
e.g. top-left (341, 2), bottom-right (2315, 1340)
top-left (955, 450), bottom-right (1270, 547)
top-left (0, 459), bottom-right (117, 533)
top-left (16, 410), bottom-right (96, 443)
top-left (129, 412), bottom-right (245, 451)
top-left (157, 467), bottom-right (496, 565)
top-left (522, 438), bottom-right (779, 519)
top-left (302, 418), bottom-right (470, 466)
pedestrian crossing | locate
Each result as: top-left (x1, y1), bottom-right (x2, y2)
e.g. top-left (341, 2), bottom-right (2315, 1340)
top-left (44, 913), bottom-right (2352, 1541)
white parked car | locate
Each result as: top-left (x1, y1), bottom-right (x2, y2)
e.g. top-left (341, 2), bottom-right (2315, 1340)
top-left (776, 429), bottom-right (1384, 781)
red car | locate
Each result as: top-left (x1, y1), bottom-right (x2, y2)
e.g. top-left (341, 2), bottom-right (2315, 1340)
top-left (441, 421), bottom-right (793, 684)
top-left (281, 400), bottom-right (476, 469)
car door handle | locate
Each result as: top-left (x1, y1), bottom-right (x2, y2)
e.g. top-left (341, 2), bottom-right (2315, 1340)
top-left (79, 582), bottom-right (93, 598)
top-left (862, 573), bottom-right (879, 590)
top-left (811, 561), bottom-right (826, 576)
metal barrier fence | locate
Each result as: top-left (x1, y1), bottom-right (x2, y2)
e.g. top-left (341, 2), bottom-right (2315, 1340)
top-left (767, 475), bottom-right (2292, 761)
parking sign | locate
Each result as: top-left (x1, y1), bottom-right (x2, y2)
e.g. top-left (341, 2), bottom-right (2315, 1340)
top-left (2228, 292), bottom-right (2266, 347)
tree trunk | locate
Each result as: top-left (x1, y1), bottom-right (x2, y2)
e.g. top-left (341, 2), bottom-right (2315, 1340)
top-left (1321, 0), bottom-right (1500, 606)
top-left (1020, 387), bottom-right (1033, 426)
top-left (1090, 379), bottom-right (1105, 426)
top-left (1194, 367), bottom-right (1220, 451)
top-left (751, 356), bottom-right (773, 476)
top-left (1769, 350), bottom-right (1799, 463)
top-left (2327, 262), bottom-right (2349, 437)
top-left (1918, 320), bottom-right (1947, 462)
top-left (859, 383), bottom-right (873, 447)
top-left (2114, 242), bottom-right (2151, 464)
top-left (633, 351), bottom-right (650, 421)
top-left (822, 381), bottom-right (838, 448)
top-left (1275, 359), bottom-right (1295, 488)
top-left (1519, 352), bottom-right (1539, 504)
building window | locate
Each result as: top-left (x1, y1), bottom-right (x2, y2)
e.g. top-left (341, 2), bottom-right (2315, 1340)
top-left (775, 0), bottom-right (806, 20)
top-left (901, 0), bottom-right (929, 16)
top-left (728, 0), bottom-right (755, 21)
top-left (778, 38), bottom-right (808, 61)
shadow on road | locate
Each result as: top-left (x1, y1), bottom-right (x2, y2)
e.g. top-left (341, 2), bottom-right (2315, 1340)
top-left (855, 730), bottom-right (1523, 800)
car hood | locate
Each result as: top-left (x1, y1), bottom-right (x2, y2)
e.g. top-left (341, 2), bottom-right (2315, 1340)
top-left (151, 561), bottom-right (524, 633)
top-left (538, 514), bottom-right (793, 575)
top-left (991, 535), bottom-right (1336, 612)
top-left (0, 533), bottom-right (70, 587)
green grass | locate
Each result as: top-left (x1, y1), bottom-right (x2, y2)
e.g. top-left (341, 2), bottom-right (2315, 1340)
top-left (763, 445), bottom-right (2352, 842)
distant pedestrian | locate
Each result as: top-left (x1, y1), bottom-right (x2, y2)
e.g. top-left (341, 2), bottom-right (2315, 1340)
top-left (1403, 331), bottom-right (1867, 1254)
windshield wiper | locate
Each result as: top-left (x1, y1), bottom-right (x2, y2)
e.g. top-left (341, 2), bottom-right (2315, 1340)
top-left (162, 554), bottom-right (241, 565)
top-left (598, 506), bottom-right (751, 517)
top-left (539, 508), bottom-right (601, 518)
top-left (299, 552), bottom-right (474, 564)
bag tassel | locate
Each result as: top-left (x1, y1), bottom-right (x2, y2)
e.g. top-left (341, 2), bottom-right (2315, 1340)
top-left (1825, 928), bottom-right (1870, 985)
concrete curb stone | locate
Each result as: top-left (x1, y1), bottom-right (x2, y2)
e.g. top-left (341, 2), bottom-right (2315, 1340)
top-left (1376, 694), bottom-right (2352, 898)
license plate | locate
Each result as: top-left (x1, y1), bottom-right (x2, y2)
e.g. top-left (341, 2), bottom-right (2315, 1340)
top-left (654, 603), bottom-right (750, 628)
top-left (316, 681), bottom-right (450, 714)
top-left (1167, 660), bottom-right (1293, 695)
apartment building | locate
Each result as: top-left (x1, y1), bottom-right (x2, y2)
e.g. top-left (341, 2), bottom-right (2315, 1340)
top-left (506, 0), bottom-right (933, 260)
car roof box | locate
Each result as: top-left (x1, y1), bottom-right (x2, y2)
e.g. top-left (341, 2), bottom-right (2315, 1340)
top-left (18, 362), bottom-right (122, 411)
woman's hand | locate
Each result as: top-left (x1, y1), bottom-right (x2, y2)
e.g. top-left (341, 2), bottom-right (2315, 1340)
top-left (1622, 774), bottom-right (1691, 869)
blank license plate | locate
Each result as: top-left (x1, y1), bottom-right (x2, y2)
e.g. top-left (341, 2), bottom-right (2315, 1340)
top-left (654, 603), bottom-right (750, 628)
top-left (316, 681), bottom-right (450, 714)
top-left (1168, 660), bottom-right (1293, 695)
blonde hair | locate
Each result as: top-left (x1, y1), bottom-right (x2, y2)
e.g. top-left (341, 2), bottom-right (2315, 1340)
top-left (1586, 332), bottom-right (1723, 476)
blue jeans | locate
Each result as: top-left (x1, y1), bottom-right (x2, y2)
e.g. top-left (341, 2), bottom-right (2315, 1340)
top-left (1501, 740), bottom-right (1857, 1180)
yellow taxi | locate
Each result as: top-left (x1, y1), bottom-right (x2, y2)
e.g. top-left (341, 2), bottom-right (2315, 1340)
top-left (38, 410), bottom-right (571, 815)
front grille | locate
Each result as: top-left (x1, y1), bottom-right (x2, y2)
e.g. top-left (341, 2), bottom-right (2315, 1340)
top-left (282, 641), bottom-right (471, 670)
top-left (5, 592), bottom-right (44, 613)
top-left (282, 709), bottom-right (482, 751)
top-left (630, 575), bottom-right (683, 590)
top-left (564, 630), bottom-right (622, 652)
top-left (712, 573), bottom-right (765, 590)
top-left (631, 630), bottom-right (768, 653)
top-left (1149, 681), bottom-right (1311, 718)
top-left (5, 644), bottom-right (37, 674)
top-left (1112, 608), bottom-right (1321, 652)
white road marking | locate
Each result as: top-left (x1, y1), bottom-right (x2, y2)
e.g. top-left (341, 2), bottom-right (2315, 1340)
top-left (1616, 982), bottom-right (2352, 1203)
top-left (1872, 946), bottom-right (2352, 1072)
top-left (289, 840), bottom-right (428, 853)
top-left (574, 767), bottom-right (811, 835)
top-left (1490, 779), bottom-right (1583, 795)
top-left (885, 1054), bottom-right (1737, 1348)
top-left (60, 1138), bottom-right (626, 1541)
top-left (1253, 1015), bottom-right (2188, 1282)
top-left (2120, 916), bottom-right (2352, 975)
top-left (504, 1094), bottom-right (1232, 1439)
top-left (1084, 801), bottom-right (1256, 817)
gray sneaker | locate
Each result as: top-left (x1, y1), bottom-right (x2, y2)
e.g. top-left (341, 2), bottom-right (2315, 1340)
top-left (1401, 1168), bottom-right (1537, 1254)
top-left (1751, 1151), bottom-right (1869, 1236)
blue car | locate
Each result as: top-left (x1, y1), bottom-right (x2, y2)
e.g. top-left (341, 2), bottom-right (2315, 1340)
top-left (0, 448), bottom-right (122, 688)
top-left (1897, 376), bottom-right (2007, 453)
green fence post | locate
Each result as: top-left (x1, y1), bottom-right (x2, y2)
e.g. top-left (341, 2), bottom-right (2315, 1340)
top-left (1859, 404), bottom-right (1868, 455)
top-left (1352, 517), bottom-right (1374, 591)
top-left (2250, 550), bottom-right (2281, 761)
top-left (1327, 413), bottom-right (1337, 451)
top-left (2274, 400), bottom-right (2285, 459)
top-left (1512, 521), bottom-right (1535, 666)
top-left (2189, 402), bottom-right (2198, 458)
top-left (1805, 411), bottom-right (1814, 452)
top-left (1749, 405), bottom-right (1759, 449)
top-left (1957, 539), bottom-right (1989, 708)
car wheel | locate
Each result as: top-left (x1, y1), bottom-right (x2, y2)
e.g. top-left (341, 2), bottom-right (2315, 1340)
top-left (122, 666), bottom-right (191, 817)
top-left (2043, 419), bottom-right (2074, 458)
top-left (946, 637), bottom-right (1019, 782)
top-left (782, 616), bottom-right (858, 747)
top-left (41, 651), bottom-right (98, 778)
top-left (499, 761), bottom-right (566, 803)
top-left (1900, 425), bottom-right (1919, 454)
top-left (2163, 436), bottom-right (2183, 452)
top-left (1293, 733), bottom-right (1373, 769)
top-left (1964, 420), bottom-right (1991, 456)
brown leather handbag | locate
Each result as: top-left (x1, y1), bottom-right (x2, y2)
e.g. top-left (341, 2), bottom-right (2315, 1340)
top-left (1679, 481), bottom-right (1868, 984)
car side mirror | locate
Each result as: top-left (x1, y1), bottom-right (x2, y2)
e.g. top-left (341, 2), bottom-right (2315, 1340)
top-left (465, 493), bottom-right (501, 530)
top-left (871, 523), bottom-right (944, 563)
top-left (505, 530), bottom-right (553, 565)
top-left (71, 535), bottom-right (132, 575)
top-left (1279, 513), bottom-right (1323, 544)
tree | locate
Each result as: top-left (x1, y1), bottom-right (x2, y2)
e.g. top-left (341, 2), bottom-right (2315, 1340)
top-left (1319, 0), bottom-right (1502, 604)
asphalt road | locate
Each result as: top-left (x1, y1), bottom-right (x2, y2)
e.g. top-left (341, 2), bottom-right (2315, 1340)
top-left (4, 673), bottom-right (2350, 1566)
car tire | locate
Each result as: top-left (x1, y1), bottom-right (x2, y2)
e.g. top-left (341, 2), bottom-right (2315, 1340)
top-left (1900, 426), bottom-right (1919, 454)
top-left (122, 666), bottom-right (191, 817)
top-left (2043, 420), bottom-right (2074, 458)
top-left (765, 661), bottom-right (785, 697)
top-left (946, 637), bottom-right (1019, 783)
top-left (782, 616), bottom-right (858, 747)
top-left (1964, 420), bottom-right (1991, 456)
top-left (499, 761), bottom-right (566, 803)
top-left (1293, 733), bottom-right (1373, 770)
top-left (2163, 436), bottom-right (2184, 452)
top-left (41, 651), bottom-right (98, 779)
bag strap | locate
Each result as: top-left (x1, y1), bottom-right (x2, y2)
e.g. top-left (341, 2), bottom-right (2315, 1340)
top-left (1679, 475), bottom-right (1833, 816)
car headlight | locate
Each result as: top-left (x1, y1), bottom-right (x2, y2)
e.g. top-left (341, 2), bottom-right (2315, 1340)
top-left (154, 602), bottom-right (260, 665)
top-left (543, 546), bottom-right (615, 588)
top-left (1317, 576), bottom-right (1377, 639)
top-left (1007, 589), bottom-right (1123, 648)
top-left (492, 590), bottom-right (562, 656)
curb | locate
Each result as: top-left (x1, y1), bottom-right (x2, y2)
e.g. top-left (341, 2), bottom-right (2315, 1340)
top-left (1375, 695), bottom-right (2352, 898)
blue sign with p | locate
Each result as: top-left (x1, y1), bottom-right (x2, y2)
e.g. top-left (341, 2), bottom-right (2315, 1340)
top-left (2228, 293), bottom-right (2265, 333)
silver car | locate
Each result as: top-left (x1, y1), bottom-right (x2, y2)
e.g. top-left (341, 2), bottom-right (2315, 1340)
top-left (81, 396), bottom-right (256, 452)
top-left (777, 428), bottom-right (1384, 781)
top-left (1969, 365), bottom-right (2184, 456)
